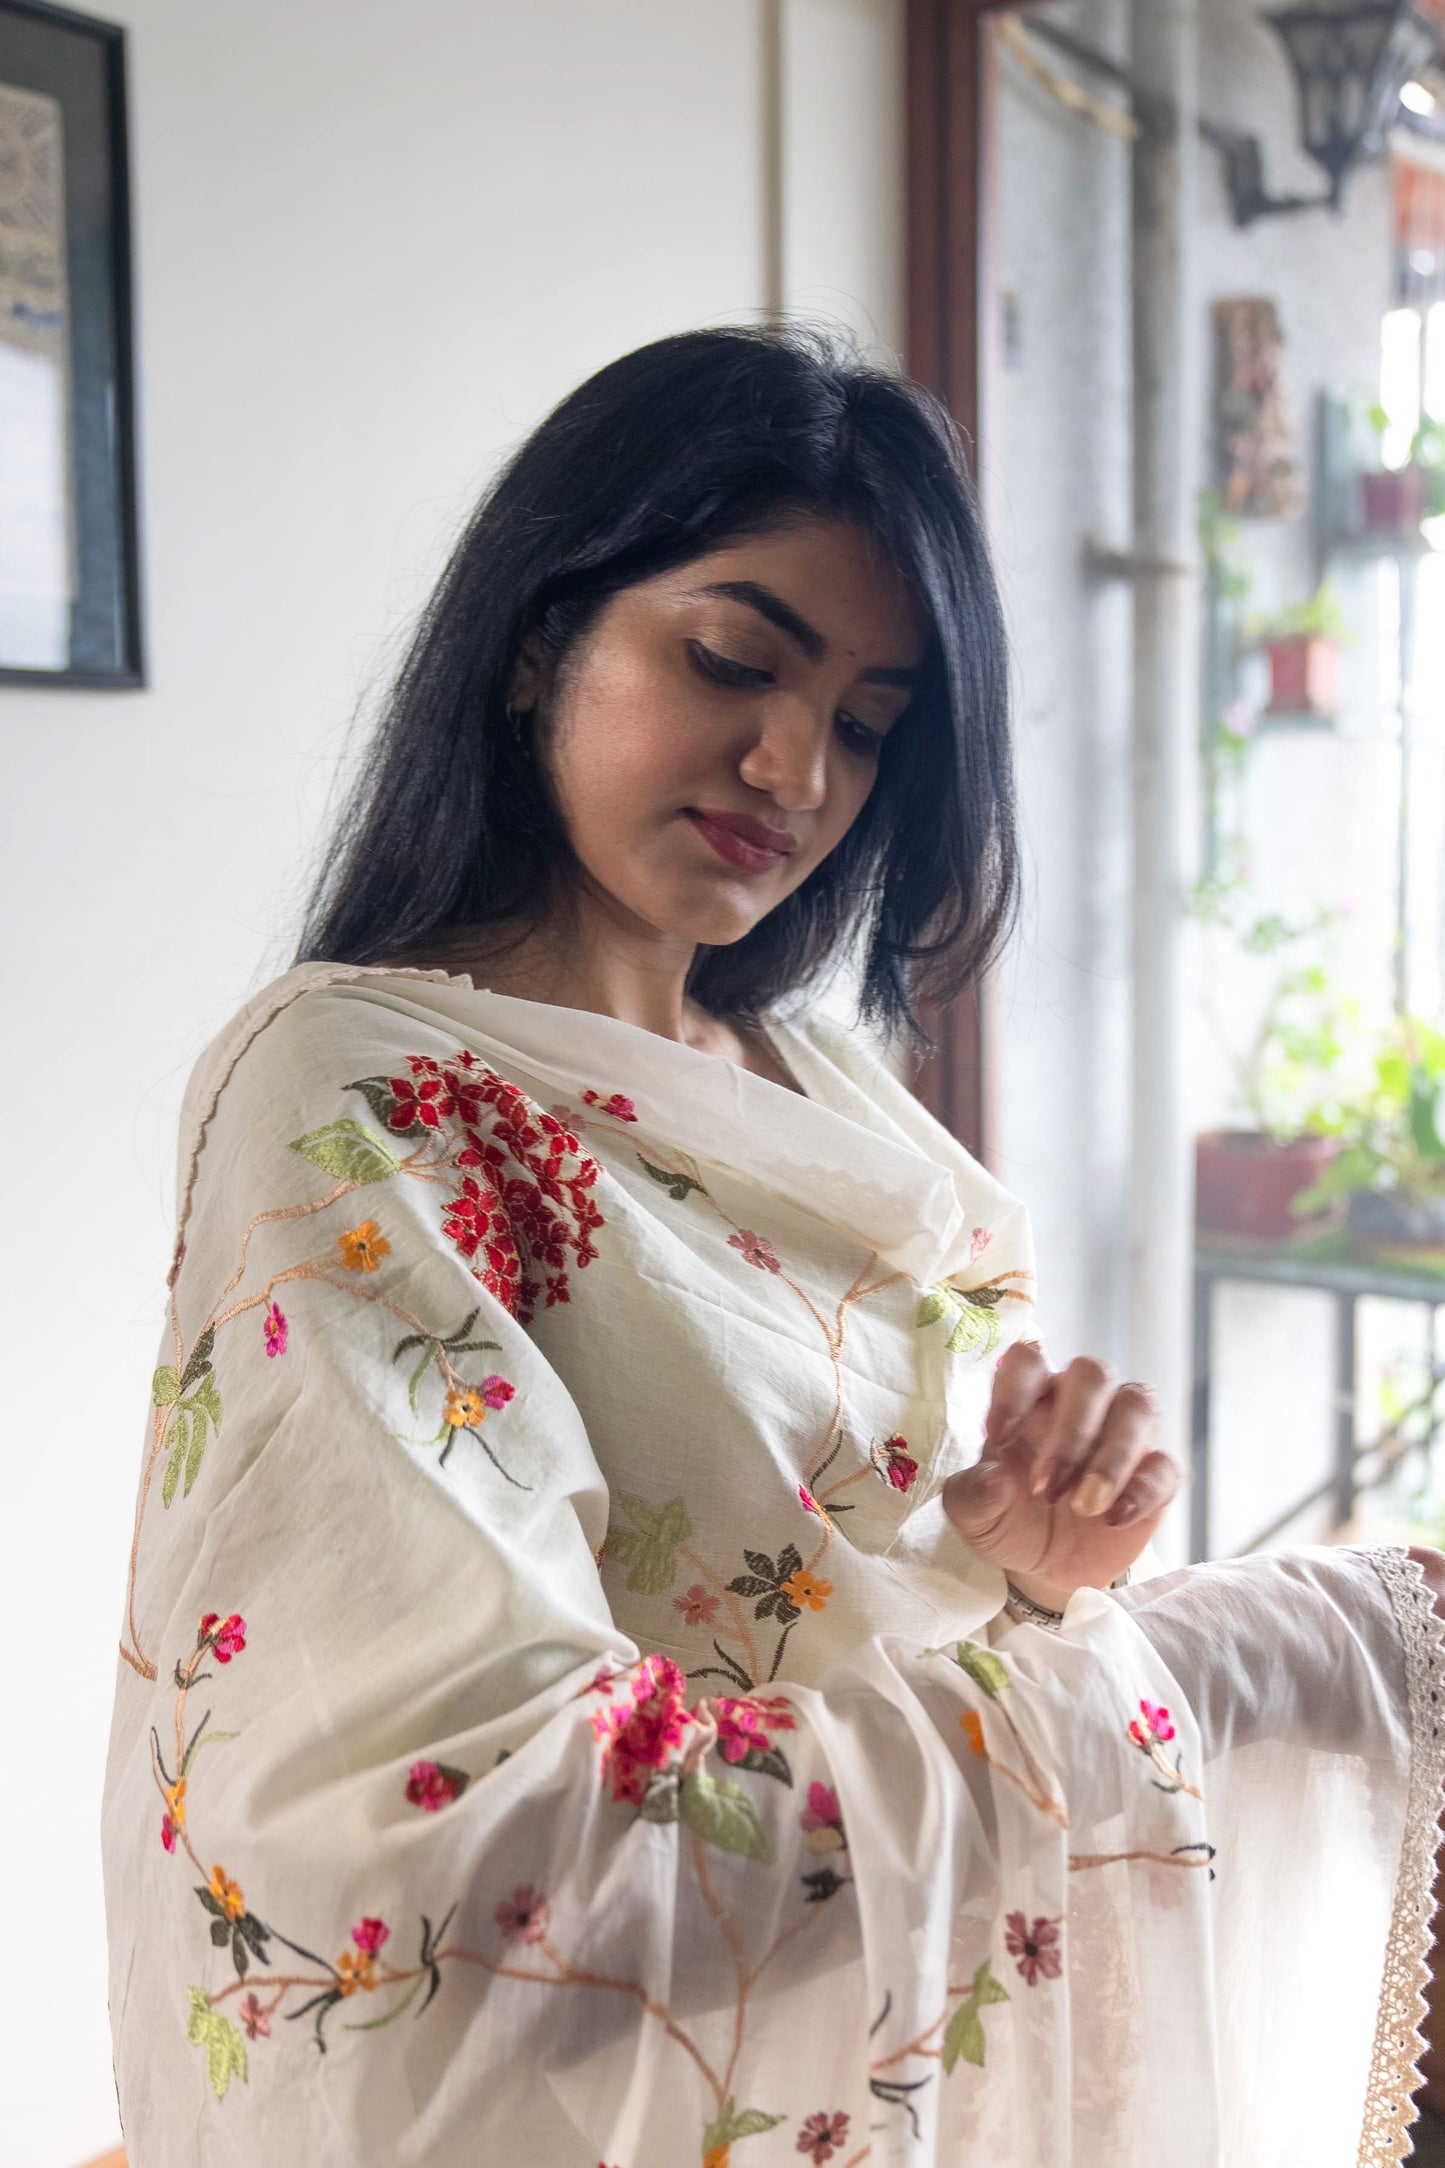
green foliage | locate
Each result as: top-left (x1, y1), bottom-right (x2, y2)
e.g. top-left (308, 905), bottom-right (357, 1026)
top-left (1366, 406), bottom-right (1445, 518)
top-left (185, 1987), bottom-right (248, 2100)
top-left (678, 1770), bottom-right (777, 1862)
top-left (604, 1493), bottom-right (692, 1595)
top-left (916, 1284), bottom-right (1005, 1359)
top-left (702, 2099), bottom-right (787, 2152)
top-left (1293, 1017), bottom-right (1445, 1214)
top-left (1187, 882), bottom-right (1351, 1141)
top-left (637, 1153), bottom-right (704, 1202)
top-left (951, 1641), bottom-right (1012, 1700)
top-left (942, 1958), bottom-right (1010, 2073)
top-left (288, 1118), bottom-right (399, 1183)
top-left (1251, 582), bottom-right (1349, 645)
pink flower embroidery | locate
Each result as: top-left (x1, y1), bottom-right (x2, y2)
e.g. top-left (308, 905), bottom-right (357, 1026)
top-left (1128, 1698), bottom-right (1176, 1749)
top-left (351, 1916), bottom-right (390, 1957)
top-left (798, 1483), bottom-right (820, 1514)
top-left (800, 1780), bottom-right (846, 1852)
top-left (404, 1759), bottom-right (469, 1812)
top-left (714, 1691), bottom-right (797, 1764)
top-left (728, 1228), bottom-right (781, 1273)
top-left (797, 2111), bottom-right (850, 2162)
top-left (198, 1611), bottom-right (246, 1662)
top-left (238, 1992), bottom-right (270, 2039)
top-left (592, 1653), bottom-right (693, 1804)
top-left (495, 1883), bottom-right (551, 1944)
top-left (480, 1374), bottom-right (515, 1411)
top-left (161, 1812), bottom-right (179, 1853)
top-left (581, 1089), bottom-right (638, 1123)
top-left (1005, 1909), bottom-right (1063, 1986)
top-left (970, 1225), bottom-right (993, 1260)
top-left (673, 1583), bottom-right (720, 1628)
top-left (262, 1302), bottom-right (287, 1357)
top-left (871, 1434), bottom-right (919, 1492)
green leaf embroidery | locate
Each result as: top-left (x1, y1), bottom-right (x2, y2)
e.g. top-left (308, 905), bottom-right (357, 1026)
top-left (288, 1117), bottom-right (400, 1184)
top-left (179, 1325), bottom-right (216, 1392)
top-left (679, 1771), bottom-right (776, 1863)
top-left (346, 1074), bottom-right (420, 1133)
top-left (637, 1152), bottom-right (704, 1203)
top-left (729, 1741), bottom-right (793, 1786)
top-left (953, 1641), bottom-right (1011, 1699)
top-left (946, 1302), bottom-right (1003, 1358)
top-left (941, 1959), bottom-right (1010, 2074)
top-left (180, 1729), bottom-right (238, 1779)
top-left (185, 1986), bottom-right (248, 2100)
top-left (605, 1493), bottom-right (693, 1596)
top-left (191, 1373), bottom-right (223, 1429)
top-left (916, 1288), bottom-right (951, 1327)
top-left (702, 2098), bottom-right (786, 2151)
top-left (152, 1365), bottom-right (179, 1408)
top-left (161, 1425), bottom-right (187, 1509)
top-left (183, 1416), bottom-right (207, 1498)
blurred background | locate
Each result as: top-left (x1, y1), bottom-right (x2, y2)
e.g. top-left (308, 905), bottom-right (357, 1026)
top-left (4, 0), bottom-right (1445, 2159)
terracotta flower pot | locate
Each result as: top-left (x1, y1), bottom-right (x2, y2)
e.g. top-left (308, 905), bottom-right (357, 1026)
top-left (1194, 1130), bottom-right (1340, 1243)
top-left (1264, 633), bottom-right (1340, 719)
top-left (1361, 467), bottom-right (1427, 534)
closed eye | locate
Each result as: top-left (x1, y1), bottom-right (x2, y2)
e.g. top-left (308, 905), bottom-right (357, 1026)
top-left (689, 640), bottom-right (890, 757)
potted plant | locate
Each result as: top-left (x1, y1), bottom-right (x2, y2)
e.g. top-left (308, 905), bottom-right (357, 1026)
top-left (1291, 1018), bottom-right (1445, 1259)
top-left (1361, 408), bottom-right (1445, 535)
top-left (1252, 584), bottom-right (1348, 720)
top-left (1191, 883), bottom-right (1347, 1241)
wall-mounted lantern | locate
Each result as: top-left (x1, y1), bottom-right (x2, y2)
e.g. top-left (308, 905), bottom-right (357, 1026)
top-left (1207, 0), bottom-right (1440, 224)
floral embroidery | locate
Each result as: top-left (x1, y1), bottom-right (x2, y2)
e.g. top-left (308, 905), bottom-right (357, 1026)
top-left (161, 1776), bottom-right (186, 1852)
top-left (1129, 1697), bottom-right (1175, 1748)
top-left (495, 1884), bottom-right (551, 1944)
top-left (797, 1484), bottom-right (820, 1515)
top-left (262, 1302), bottom-right (287, 1357)
top-left (337, 1218), bottom-right (390, 1273)
top-left (916, 1265), bottom-right (1035, 1357)
top-left (405, 1759), bottom-right (469, 1812)
top-left (199, 1611), bottom-right (247, 1663)
top-left (799, 1781), bottom-right (846, 1853)
top-left (728, 1228), bottom-right (781, 1274)
top-left (960, 1708), bottom-right (986, 1757)
top-left (714, 1692), bottom-right (797, 1769)
top-left (970, 1225), bottom-right (992, 1260)
top-left (238, 1991), bottom-right (270, 2040)
top-left (871, 1434), bottom-right (918, 1491)
top-left (780, 1567), bottom-right (831, 1613)
top-left (581, 1088), bottom-right (638, 1123)
top-left (351, 1915), bottom-right (390, 1957)
top-left (1004, 1910), bottom-right (1063, 1986)
top-left (1126, 1694), bottom-right (1203, 1798)
top-left (590, 1652), bottom-right (695, 1805)
top-left (336, 1920), bottom-right (389, 1995)
top-left (674, 1583), bottom-right (721, 1628)
top-left (796, 2109), bottom-right (850, 2162)
top-left (208, 1864), bottom-right (247, 1923)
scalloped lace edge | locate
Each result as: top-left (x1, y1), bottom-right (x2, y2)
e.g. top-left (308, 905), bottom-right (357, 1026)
top-left (1359, 1545), bottom-right (1445, 2164)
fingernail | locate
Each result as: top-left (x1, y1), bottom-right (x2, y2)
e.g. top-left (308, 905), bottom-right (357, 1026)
top-left (1104, 1495), bottom-right (1142, 1527)
top-left (1043, 1459), bottom-right (1075, 1504)
top-left (1071, 1473), bottom-right (1114, 1518)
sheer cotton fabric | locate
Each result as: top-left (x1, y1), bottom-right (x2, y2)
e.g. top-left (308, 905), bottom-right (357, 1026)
top-left (102, 965), bottom-right (1445, 2167)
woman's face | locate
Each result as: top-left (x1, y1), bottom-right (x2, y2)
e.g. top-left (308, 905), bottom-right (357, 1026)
top-left (517, 517), bottom-right (927, 951)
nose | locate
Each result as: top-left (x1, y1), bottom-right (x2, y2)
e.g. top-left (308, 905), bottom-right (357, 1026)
top-left (737, 698), bottom-right (829, 814)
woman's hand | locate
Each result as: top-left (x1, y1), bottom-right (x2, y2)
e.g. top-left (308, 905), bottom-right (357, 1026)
top-left (942, 1341), bottom-right (1182, 1610)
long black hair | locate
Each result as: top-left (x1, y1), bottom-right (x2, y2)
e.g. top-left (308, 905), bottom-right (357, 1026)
top-left (295, 322), bottom-right (1018, 1049)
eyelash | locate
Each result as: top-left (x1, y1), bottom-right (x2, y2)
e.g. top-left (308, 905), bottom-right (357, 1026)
top-left (687, 641), bottom-right (886, 758)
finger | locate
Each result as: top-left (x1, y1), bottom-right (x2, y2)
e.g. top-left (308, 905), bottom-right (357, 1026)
top-left (1029, 1356), bottom-right (1117, 1499)
top-left (1065, 1381), bottom-right (1158, 1517)
top-left (1102, 1448), bottom-right (1181, 1528)
top-left (984, 1339), bottom-right (1051, 1450)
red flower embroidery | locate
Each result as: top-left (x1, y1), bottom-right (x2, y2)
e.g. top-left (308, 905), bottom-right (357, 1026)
top-left (404, 1759), bottom-right (469, 1812)
top-left (728, 1228), bottom-right (781, 1273)
top-left (385, 1060), bottom-right (487, 1133)
top-left (591, 1653), bottom-right (693, 1804)
top-left (1128, 1698), bottom-right (1176, 1749)
top-left (198, 1611), bottom-right (246, 1662)
top-left (797, 2110), bottom-right (850, 2162)
top-left (262, 1301), bottom-right (287, 1357)
top-left (798, 1483), bottom-right (820, 1514)
top-left (1004, 1909), bottom-right (1063, 1985)
top-left (714, 1691), bottom-right (797, 1765)
top-left (350, 1916), bottom-right (390, 1957)
top-left (238, 1992), bottom-right (270, 2040)
top-left (581, 1088), bottom-right (638, 1123)
top-left (800, 1780), bottom-right (846, 1852)
top-left (161, 1812), bottom-right (179, 1853)
top-left (495, 1883), bottom-right (551, 1944)
top-left (673, 1583), bottom-right (720, 1628)
top-left (871, 1434), bottom-right (919, 1491)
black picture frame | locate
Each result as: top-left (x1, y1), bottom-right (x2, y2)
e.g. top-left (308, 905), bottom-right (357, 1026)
top-left (0, 0), bottom-right (142, 687)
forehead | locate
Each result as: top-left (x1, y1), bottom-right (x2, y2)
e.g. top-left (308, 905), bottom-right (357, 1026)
top-left (672, 519), bottom-right (927, 659)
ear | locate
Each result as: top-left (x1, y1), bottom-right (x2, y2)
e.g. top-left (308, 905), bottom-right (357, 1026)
top-left (506, 631), bottom-right (551, 716)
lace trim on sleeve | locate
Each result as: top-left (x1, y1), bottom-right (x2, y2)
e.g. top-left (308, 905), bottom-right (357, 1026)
top-left (1358, 1545), bottom-right (1445, 2165)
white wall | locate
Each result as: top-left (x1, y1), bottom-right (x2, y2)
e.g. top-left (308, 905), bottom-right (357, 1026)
top-left (0, 5), bottom-right (903, 2160)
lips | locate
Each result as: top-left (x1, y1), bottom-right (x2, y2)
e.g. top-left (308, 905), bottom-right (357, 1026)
top-left (684, 809), bottom-right (798, 875)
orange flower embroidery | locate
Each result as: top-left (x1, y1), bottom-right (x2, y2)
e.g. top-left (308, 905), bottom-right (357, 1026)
top-left (780, 1568), bottom-right (831, 1614)
top-left (961, 1708), bottom-right (987, 1757)
top-left (443, 1386), bottom-right (487, 1428)
top-left (208, 1864), bottom-right (246, 1921)
top-left (337, 1219), bottom-right (390, 1273)
top-left (335, 1949), bottom-right (378, 1996)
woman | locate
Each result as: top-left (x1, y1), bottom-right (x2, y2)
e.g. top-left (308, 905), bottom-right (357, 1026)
top-left (103, 325), bottom-right (1445, 2167)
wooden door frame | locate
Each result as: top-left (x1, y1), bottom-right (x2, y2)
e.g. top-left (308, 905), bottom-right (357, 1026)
top-left (905, 0), bottom-right (1019, 1158)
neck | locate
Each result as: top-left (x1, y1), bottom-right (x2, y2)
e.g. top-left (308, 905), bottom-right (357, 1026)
top-left (427, 894), bottom-right (718, 1050)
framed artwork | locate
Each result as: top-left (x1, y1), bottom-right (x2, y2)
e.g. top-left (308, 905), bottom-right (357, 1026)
top-left (0, 0), bottom-right (142, 687)
top-left (1212, 297), bottom-right (1297, 520)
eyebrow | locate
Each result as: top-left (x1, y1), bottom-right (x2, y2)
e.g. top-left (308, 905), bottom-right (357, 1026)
top-left (688, 579), bottom-right (919, 688)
